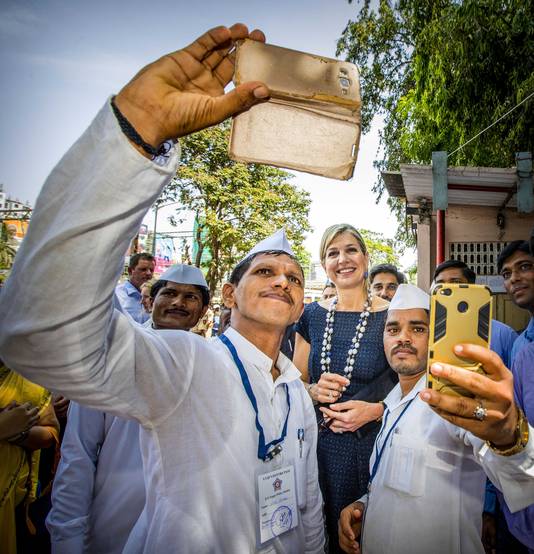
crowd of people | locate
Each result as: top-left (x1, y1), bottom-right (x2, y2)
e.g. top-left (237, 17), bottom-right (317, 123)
top-left (1, 23), bottom-right (534, 554)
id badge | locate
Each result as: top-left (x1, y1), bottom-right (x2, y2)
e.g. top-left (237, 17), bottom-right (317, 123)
top-left (256, 463), bottom-right (299, 546)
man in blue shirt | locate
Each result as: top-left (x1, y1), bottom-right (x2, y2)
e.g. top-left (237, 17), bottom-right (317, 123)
top-left (497, 241), bottom-right (534, 364)
top-left (115, 252), bottom-right (155, 323)
top-left (493, 236), bottom-right (534, 552)
top-left (507, 342), bottom-right (534, 552)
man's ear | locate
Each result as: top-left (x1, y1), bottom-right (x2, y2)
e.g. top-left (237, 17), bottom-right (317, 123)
top-left (222, 282), bottom-right (236, 308)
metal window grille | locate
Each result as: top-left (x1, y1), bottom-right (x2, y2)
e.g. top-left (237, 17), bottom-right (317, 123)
top-left (448, 242), bottom-right (509, 276)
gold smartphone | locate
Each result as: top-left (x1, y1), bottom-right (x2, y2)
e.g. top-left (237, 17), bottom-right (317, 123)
top-left (426, 283), bottom-right (492, 397)
top-left (229, 39), bottom-right (361, 180)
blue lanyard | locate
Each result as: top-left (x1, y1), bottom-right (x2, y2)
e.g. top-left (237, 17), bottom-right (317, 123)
top-left (369, 397), bottom-right (416, 488)
top-left (219, 334), bottom-right (291, 462)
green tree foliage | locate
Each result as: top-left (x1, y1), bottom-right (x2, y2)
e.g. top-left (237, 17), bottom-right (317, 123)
top-left (160, 122), bottom-right (312, 293)
top-left (360, 228), bottom-right (400, 266)
top-left (405, 262), bottom-right (418, 284)
top-left (0, 223), bottom-right (17, 270)
top-left (337, 0), bottom-right (534, 242)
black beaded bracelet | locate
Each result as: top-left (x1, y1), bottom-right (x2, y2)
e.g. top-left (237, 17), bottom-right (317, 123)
top-left (7, 429), bottom-right (29, 445)
top-left (110, 96), bottom-right (167, 158)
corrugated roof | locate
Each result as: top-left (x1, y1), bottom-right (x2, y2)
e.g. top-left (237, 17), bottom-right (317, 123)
top-left (382, 165), bottom-right (519, 208)
top-left (382, 171), bottom-right (405, 197)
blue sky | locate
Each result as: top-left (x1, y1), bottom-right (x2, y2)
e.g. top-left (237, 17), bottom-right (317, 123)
top-left (0, 0), bottom-right (414, 266)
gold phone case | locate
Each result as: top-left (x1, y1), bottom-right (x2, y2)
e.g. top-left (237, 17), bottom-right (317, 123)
top-left (427, 284), bottom-right (492, 397)
top-left (229, 39), bottom-right (361, 180)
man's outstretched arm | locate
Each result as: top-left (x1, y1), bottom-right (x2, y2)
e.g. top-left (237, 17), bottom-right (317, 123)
top-left (422, 344), bottom-right (534, 512)
top-left (0, 25), bottom-right (269, 422)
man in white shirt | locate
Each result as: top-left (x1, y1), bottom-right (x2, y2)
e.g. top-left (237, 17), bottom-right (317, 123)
top-left (0, 24), bottom-right (324, 553)
top-left (338, 284), bottom-right (534, 554)
top-left (46, 264), bottom-right (210, 554)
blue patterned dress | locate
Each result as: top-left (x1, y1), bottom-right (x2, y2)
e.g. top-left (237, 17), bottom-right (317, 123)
top-left (295, 302), bottom-right (396, 553)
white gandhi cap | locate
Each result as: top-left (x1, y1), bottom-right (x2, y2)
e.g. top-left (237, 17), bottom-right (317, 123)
top-left (159, 264), bottom-right (208, 288)
top-left (241, 229), bottom-right (295, 262)
top-left (388, 284), bottom-right (430, 311)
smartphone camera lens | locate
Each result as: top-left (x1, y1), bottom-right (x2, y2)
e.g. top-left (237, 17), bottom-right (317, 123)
top-left (440, 288), bottom-right (452, 296)
top-left (457, 301), bottom-right (469, 313)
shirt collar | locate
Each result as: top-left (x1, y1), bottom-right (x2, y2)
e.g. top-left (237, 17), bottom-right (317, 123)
top-left (384, 373), bottom-right (426, 411)
top-left (223, 327), bottom-right (301, 385)
top-left (275, 351), bottom-right (302, 386)
top-left (125, 280), bottom-right (140, 297)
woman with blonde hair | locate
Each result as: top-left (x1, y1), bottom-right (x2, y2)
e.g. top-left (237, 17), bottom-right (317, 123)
top-left (294, 223), bottom-right (396, 552)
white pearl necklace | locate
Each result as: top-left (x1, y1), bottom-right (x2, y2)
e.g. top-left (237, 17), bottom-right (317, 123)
top-left (320, 296), bottom-right (371, 380)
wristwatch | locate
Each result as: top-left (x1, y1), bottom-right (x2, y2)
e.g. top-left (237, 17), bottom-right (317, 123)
top-left (487, 407), bottom-right (530, 457)
top-left (376, 401), bottom-right (387, 423)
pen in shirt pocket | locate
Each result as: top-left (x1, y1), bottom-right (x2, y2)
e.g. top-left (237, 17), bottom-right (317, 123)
top-left (298, 428), bottom-right (304, 458)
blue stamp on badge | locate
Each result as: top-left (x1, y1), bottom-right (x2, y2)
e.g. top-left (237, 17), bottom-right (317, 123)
top-left (271, 505), bottom-right (293, 536)
top-left (257, 465), bottom-right (298, 545)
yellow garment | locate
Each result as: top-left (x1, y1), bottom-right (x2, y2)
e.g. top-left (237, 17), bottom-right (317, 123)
top-left (0, 365), bottom-right (58, 554)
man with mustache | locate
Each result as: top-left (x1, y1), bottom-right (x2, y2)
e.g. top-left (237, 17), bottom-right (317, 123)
top-left (497, 241), bottom-right (534, 363)
top-left (146, 264), bottom-right (210, 331)
top-left (47, 264), bottom-right (209, 554)
top-left (0, 25), bottom-right (324, 552)
top-left (338, 284), bottom-right (534, 554)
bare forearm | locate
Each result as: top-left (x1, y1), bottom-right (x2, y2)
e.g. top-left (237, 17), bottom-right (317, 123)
top-left (19, 426), bottom-right (57, 450)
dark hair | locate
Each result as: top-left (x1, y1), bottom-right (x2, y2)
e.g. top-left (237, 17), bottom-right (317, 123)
top-left (433, 259), bottom-right (476, 283)
top-left (497, 241), bottom-right (530, 273)
top-left (323, 281), bottom-right (335, 291)
top-left (369, 263), bottom-right (406, 285)
top-left (229, 250), bottom-right (304, 286)
top-left (150, 279), bottom-right (210, 307)
top-left (129, 252), bottom-right (155, 270)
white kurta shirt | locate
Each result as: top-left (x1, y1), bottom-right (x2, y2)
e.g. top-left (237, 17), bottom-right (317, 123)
top-left (0, 102), bottom-right (324, 553)
top-left (359, 376), bottom-right (534, 554)
top-left (46, 402), bottom-right (145, 554)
